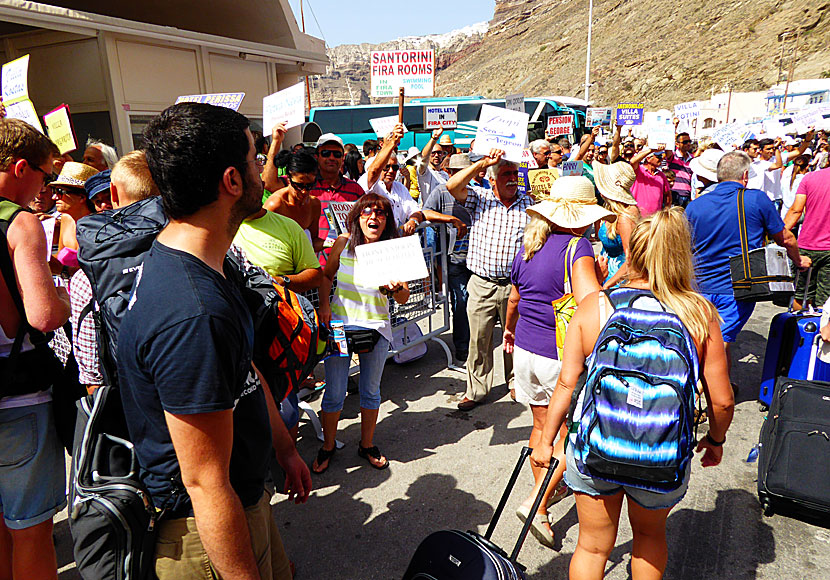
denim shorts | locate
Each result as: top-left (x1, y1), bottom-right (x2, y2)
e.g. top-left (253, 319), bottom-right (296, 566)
top-left (322, 328), bottom-right (390, 413)
top-left (563, 446), bottom-right (691, 510)
top-left (0, 402), bottom-right (67, 529)
top-left (702, 292), bottom-right (755, 343)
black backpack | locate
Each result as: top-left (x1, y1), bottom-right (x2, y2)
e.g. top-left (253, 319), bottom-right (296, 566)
top-left (71, 197), bottom-right (167, 580)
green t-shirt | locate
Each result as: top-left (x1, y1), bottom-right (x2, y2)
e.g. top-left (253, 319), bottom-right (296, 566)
top-left (233, 211), bottom-right (319, 279)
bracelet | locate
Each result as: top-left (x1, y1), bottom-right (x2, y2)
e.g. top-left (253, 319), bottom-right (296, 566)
top-left (705, 432), bottom-right (725, 447)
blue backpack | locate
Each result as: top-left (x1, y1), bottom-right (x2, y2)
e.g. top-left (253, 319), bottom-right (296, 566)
top-left (570, 288), bottom-right (699, 492)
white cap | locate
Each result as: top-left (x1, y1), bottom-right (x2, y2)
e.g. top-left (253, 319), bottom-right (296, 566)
top-left (316, 133), bottom-right (344, 149)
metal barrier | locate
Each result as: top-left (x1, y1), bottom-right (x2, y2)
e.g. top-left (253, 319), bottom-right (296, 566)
top-left (297, 222), bottom-right (463, 445)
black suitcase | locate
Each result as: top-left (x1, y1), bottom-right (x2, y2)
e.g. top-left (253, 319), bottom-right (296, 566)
top-left (402, 447), bottom-right (559, 580)
top-left (757, 376), bottom-right (830, 519)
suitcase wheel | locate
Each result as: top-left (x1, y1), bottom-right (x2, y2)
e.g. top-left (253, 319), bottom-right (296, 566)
top-left (760, 496), bottom-right (774, 517)
top-left (759, 403), bottom-right (769, 413)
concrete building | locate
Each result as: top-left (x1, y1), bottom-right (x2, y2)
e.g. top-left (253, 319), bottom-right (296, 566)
top-left (0, 0), bottom-right (328, 155)
top-left (766, 79), bottom-right (830, 114)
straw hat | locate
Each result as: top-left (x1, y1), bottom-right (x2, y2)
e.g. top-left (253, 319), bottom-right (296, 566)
top-left (50, 161), bottom-right (99, 189)
top-left (592, 162), bottom-right (637, 205)
top-left (448, 153), bottom-right (472, 169)
top-left (689, 148), bottom-right (726, 183)
top-left (438, 134), bottom-right (453, 146)
top-left (527, 176), bottom-right (615, 229)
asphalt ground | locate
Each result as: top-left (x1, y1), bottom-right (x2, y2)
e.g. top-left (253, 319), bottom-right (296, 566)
top-left (55, 301), bottom-right (830, 579)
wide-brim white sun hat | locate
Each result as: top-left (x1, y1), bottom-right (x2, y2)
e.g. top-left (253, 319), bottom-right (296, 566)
top-left (527, 175), bottom-right (616, 229)
top-left (689, 148), bottom-right (726, 183)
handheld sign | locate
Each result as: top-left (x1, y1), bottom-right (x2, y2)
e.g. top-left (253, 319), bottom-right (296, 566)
top-left (546, 115), bottom-right (574, 138)
top-left (263, 83), bottom-right (305, 134)
top-left (1, 55), bottom-right (30, 104)
top-left (762, 119), bottom-right (786, 139)
top-left (175, 92), bottom-right (245, 110)
top-left (354, 235), bottom-right (429, 288)
top-left (369, 115), bottom-right (408, 139)
top-left (527, 168), bottom-right (558, 200)
top-left (43, 105), bottom-right (77, 154)
top-left (792, 109), bottom-right (823, 134)
top-left (560, 160), bottom-right (583, 177)
top-left (616, 103), bottom-right (645, 126)
top-left (370, 50), bottom-right (434, 98)
top-left (586, 108), bottom-right (612, 127)
top-left (673, 101), bottom-right (700, 133)
top-left (472, 104), bottom-right (529, 163)
top-left (424, 104), bottom-right (457, 130)
top-left (505, 94), bottom-right (524, 113)
top-left (325, 201), bottom-right (355, 236)
top-left (5, 99), bottom-right (43, 133)
top-left (517, 149), bottom-right (536, 197)
top-left (712, 123), bottom-right (753, 151)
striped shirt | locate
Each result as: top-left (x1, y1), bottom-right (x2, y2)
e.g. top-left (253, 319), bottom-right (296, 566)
top-left (668, 149), bottom-right (693, 197)
top-left (464, 186), bottom-right (532, 279)
top-left (330, 248), bottom-right (392, 342)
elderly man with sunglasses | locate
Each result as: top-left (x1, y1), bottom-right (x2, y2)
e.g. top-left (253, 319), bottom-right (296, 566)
top-left (446, 149), bottom-right (532, 410)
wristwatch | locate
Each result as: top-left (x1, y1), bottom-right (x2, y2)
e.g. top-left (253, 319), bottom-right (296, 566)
top-left (281, 275), bottom-right (290, 287)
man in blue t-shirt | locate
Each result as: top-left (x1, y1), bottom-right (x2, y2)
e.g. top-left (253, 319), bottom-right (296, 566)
top-left (117, 103), bottom-right (310, 580)
top-left (686, 150), bottom-right (809, 385)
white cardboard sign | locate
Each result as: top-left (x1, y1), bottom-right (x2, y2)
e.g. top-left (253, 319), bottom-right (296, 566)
top-left (505, 94), bottom-right (524, 113)
top-left (369, 115), bottom-right (409, 139)
top-left (262, 82), bottom-right (305, 134)
top-left (370, 50), bottom-right (434, 98)
top-left (472, 104), bottom-right (530, 163)
top-left (5, 99), bottom-right (43, 133)
top-left (673, 101), bottom-right (700, 133)
top-left (546, 115), bottom-right (574, 137)
top-left (354, 235), bottom-right (429, 288)
top-left (712, 123), bottom-right (750, 151)
top-left (792, 109), bottom-right (823, 134)
top-left (1, 55), bottom-right (29, 104)
top-left (424, 104), bottom-right (457, 130)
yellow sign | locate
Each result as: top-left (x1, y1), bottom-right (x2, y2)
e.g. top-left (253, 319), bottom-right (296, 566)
top-left (2, 54), bottom-right (43, 133)
top-left (528, 169), bottom-right (559, 201)
top-left (44, 105), bottom-right (76, 154)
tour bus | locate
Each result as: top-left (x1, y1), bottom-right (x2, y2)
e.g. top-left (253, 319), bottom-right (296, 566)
top-left (308, 96), bottom-right (587, 150)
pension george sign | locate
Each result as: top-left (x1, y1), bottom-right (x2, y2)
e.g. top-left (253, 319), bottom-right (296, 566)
top-left (370, 50), bottom-right (434, 98)
top-left (546, 115), bottom-right (574, 137)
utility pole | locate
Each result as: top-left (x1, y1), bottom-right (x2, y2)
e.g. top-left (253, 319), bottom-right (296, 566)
top-left (300, 0), bottom-right (312, 111)
top-left (725, 82), bottom-right (733, 124)
top-left (782, 31), bottom-right (799, 113)
top-left (584, 0), bottom-right (594, 103)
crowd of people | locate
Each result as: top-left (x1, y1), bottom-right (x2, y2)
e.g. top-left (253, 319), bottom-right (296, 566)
top-left (0, 95), bottom-right (829, 580)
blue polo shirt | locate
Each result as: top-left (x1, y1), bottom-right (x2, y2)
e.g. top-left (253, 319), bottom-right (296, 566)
top-left (686, 181), bottom-right (785, 295)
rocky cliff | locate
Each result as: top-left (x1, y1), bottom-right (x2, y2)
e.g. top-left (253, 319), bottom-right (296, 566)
top-left (310, 0), bottom-right (830, 109)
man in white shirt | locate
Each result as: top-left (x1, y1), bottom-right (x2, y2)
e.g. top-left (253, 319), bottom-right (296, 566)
top-left (748, 135), bottom-right (813, 212)
top-left (417, 127), bottom-right (450, 202)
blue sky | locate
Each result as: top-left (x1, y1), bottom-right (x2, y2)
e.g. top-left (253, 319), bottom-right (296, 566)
top-left (286, 0), bottom-right (496, 47)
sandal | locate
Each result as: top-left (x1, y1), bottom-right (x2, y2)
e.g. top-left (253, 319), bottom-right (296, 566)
top-left (546, 481), bottom-right (571, 509)
top-left (358, 444), bottom-right (389, 470)
top-left (516, 504), bottom-right (556, 549)
top-left (311, 446), bottom-right (336, 474)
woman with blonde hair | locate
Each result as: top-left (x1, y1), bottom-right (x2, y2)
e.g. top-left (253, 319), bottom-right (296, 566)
top-left (503, 176), bottom-right (611, 548)
top-left (531, 207), bottom-right (734, 580)
top-left (592, 162), bottom-right (641, 288)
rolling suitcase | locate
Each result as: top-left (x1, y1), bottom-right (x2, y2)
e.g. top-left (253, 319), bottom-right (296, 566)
top-left (757, 372), bottom-right (830, 519)
top-left (402, 447), bottom-right (558, 580)
top-left (758, 269), bottom-right (830, 407)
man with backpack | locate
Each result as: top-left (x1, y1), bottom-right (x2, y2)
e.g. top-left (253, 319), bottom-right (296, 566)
top-left (0, 118), bottom-right (69, 579)
top-left (117, 103), bottom-right (309, 580)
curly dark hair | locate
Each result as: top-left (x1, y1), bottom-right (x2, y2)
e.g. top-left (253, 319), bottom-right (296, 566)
top-left (346, 193), bottom-right (398, 251)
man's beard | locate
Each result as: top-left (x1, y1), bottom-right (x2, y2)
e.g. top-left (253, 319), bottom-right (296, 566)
top-left (228, 173), bottom-right (263, 236)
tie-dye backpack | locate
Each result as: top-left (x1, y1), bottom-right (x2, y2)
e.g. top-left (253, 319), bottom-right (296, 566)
top-left (570, 288), bottom-right (700, 492)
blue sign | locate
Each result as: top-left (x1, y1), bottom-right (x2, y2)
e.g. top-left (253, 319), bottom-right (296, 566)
top-left (175, 92), bottom-right (246, 111)
top-left (615, 102), bottom-right (644, 126)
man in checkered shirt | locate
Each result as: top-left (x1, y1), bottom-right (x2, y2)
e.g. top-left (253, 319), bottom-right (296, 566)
top-left (446, 149), bottom-right (531, 410)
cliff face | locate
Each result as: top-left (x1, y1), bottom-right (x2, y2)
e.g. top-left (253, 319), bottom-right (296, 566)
top-left (310, 0), bottom-right (830, 110)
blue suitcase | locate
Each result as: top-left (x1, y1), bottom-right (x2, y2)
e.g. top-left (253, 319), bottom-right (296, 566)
top-left (759, 311), bottom-right (830, 407)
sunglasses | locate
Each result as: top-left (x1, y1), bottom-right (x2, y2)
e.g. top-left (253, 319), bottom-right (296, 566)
top-left (430, 151), bottom-right (446, 157)
top-left (677, 140), bottom-right (692, 145)
top-left (289, 179), bottom-right (315, 191)
top-left (551, 149), bottom-right (563, 155)
top-left (28, 162), bottom-right (56, 185)
top-left (360, 206), bottom-right (387, 218)
top-left (500, 170), bottom-right (520, 178)
top-left (319, 150), bottom-right (344, 159)
top-left (52, 186), bottom-right (84, 197)
top-left (598, 149), bottom-right (608, 154)
top-left (383, 164), bottom-right (400, 172)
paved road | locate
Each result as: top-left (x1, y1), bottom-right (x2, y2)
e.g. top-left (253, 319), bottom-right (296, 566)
top-left (55, 302), bottom-right (830, 579)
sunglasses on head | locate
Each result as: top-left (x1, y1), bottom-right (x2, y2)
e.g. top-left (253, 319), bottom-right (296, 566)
top-left (289, 179), bottom-right (315, 191)
top-left (360, 206), bottom-right (387, 217)
top-left (383, 164), bottom-right (400, 172)
top-left (319, 150), bottom-right (343, 159)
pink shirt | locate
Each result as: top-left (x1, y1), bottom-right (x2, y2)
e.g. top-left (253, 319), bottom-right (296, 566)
top-left (795, 167), bottom-right (830, 251)
top-left (631, 164), bottom-right (670, 216)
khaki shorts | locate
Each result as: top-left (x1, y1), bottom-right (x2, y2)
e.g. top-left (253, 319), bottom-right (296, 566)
top-left (155, 491), bottom-right (290, 580)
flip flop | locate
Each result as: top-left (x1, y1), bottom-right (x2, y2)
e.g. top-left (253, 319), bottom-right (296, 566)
top-left (516, 504), bottom-right (556, 549)
top-left (311, 446), bottom-right (336, 474)
top-left (358, 444), bottom-right (389, 470)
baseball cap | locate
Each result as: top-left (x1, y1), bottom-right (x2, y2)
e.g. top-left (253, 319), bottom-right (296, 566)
top-left (316, 133), bottom-right (344, 149)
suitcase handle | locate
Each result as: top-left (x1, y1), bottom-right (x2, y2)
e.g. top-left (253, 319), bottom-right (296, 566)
top-left (789, 266), bottom-right (813, 312)
top-left (484, 446), bottom-right (531, 540)
top-left (510, 454), bottom-right (559, 562)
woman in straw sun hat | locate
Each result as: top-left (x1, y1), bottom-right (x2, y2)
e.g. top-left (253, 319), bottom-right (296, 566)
top-left (592, 161), bottom-right (641, 289)
top-left (503, 175), bottom-right (612, 548)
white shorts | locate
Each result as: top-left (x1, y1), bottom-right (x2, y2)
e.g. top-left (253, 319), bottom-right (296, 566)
top-left (514, 346), bottom-right (562, 406)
